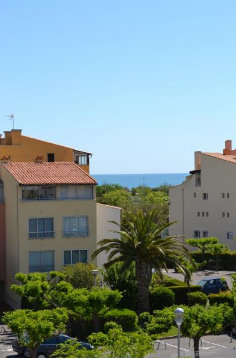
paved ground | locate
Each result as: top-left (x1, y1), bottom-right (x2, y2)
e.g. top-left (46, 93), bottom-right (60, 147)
top-left (147, 334), bottom-right (236, 358)
top-left (165, 269), bottom-right (236, 289)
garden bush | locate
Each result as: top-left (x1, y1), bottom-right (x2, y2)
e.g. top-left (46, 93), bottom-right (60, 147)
top-left (168, 285), bottom-right (201, 305)
top-left (191, 251), bottom-right (236, 270)
top-left (208, 291), bottom-right (234, 307)
top-left (150, 286), bottom-right (175, 310)
top-left (187, 291), bottom-right (208, 306)
top-left (104, 308), bottom-right (137, 331)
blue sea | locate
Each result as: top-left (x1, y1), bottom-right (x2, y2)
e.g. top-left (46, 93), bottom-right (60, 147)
top-left (91, 173), bottom-right (187, 189)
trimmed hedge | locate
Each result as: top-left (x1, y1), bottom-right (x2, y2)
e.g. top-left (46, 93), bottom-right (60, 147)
top-left (168, 285), bottom-right (201, 305)
top-left (150, 286), bottom-right (175, 311)
top-left (191, 251), bottom-right (236, 270)
top-left (208, 291), bottom-right (234, 307)
top-left (187, 291), bottom-right (208, 306)
top-left (104, 308), bottom-right (137, 331)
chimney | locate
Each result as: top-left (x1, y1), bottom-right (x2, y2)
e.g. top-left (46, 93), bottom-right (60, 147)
top-left (194, 151), bottom-right (202, 170)
top-left (223, 140), bottom-right (232, 155)
top-left (11, 129), bottom-right (22, 145)
top-left (4, 131), bottom-right (12, 145)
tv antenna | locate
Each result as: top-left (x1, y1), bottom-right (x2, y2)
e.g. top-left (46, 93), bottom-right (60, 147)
top-left (5, 114), bottom-right (15, 129)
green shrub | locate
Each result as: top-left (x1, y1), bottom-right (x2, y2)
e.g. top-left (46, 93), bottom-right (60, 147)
top-left (187, 291), bottom-right (207, 306)
top-left (150, 286), bottom-right (175, 310)
top-left (208, 291), bottom-right (234, 307)
top-left (104, 308), bottom-right (137, 331)
top-left (168, 285), bottom-right (201, 305)
top-left (138, 308), bottom-right (174, 335)
top-left (151, 274), bottom-right (186, 288)
top-left (191, 251), bottom-right (236, 270)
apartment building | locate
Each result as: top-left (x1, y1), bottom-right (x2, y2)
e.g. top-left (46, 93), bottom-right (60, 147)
top-left (0, 162), bottom-right (120, 308)
top-left (0, 129), bottom-right (91, 173)
top-left (169, 140), bottom-right (236, 250)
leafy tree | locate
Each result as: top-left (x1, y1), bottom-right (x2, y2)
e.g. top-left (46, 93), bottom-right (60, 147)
top-left (53, 324), bottom-right (153, 358)
top-left (11, 271), bottom-right (73, 310)
top-left (138, 308), bottom-right (174, 336)
top-left (185, 237), bottom-right (218, 257)
top-left (96, 184), bottom-right (126, 202)
top-left (3, 308), bottom-right (68, 358)
top-left (92, 209), bottom-right (191, 313)
top-left (62, 263), bottom-right (98, 289)
top-left (180, 304), bottom-right (233, 358)
top-left (206, 243), bottom-right (228, 270)
top-left (63, 287), bottom-right (122, 332)
top-left (102, 262), bottom-right (137, 309)
top-left (99, 188), bottom-right (131, 208)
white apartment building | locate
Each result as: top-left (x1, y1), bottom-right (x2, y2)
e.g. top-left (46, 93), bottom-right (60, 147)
top-left (169, 140), bottom-right (236, 250)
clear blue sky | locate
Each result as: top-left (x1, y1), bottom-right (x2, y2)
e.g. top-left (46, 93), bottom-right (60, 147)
top-left (0, 1), bottom-right (235, 174)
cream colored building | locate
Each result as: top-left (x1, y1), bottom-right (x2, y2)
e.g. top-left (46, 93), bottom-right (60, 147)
top-left (0, 162), bottom-right (120, 308)
top-left (169, 140), bottom-right (236, 250)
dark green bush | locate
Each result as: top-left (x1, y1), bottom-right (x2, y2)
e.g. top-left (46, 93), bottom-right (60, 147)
top-left (150, 286), bottom-right (175, 310)
top-left (191, 251), bottom-right (236, 270)
top-left (208, 291), bottom-right (234, 307)
top-left (104, 308), bottom-right (137, 331)
top-left (168, 285), bottom-right (201, 305)
top-left (187, 291), bottom-right (208, 306)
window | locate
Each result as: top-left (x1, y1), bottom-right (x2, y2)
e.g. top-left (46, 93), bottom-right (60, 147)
top-left (195, 174), bottom-right (201, 187)
top-left (29, 218), bottom-right (54, 238)
top-left (202, 212), bottom-right (205, 217)
top-left (193, 193), bottom-right (196, 198)
top-left (222, 193), bottom-right (225, 198)
top-left (60, 185), bottom-right (93, 200)
top-left (222, 212), bottom-right (225, 218)
top-left (47, 153), bottom-right (55, 162)
top-left (202, 193), bottom-right (208, 200)
top-left (227, 232), bottom-right (233, 240)
top-left (227, 212), bottom-right (230, 218)
top-left (194, 230), bottom-right (201, 238)
top-left (206, 212), bottom-right (209, 217)
top-left (64, 250), bottom-right (88, 265)
top-left (22, 186), bottom-right (56, 200)
top-left (29, 251), bottom-right (54, 272)
top-left (75, 155), bottom-right (88, 166)
top-left (197, 212), bottom-right (200, 217)
top-left (63, 216), bottom-right (88, 237)
top-left (227, 193), bottom-right (230, 198)
top-left (203, 231), bottom-right (208, 238)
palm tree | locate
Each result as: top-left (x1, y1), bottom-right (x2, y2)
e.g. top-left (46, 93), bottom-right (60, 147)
top-left (92, 210), bottom-right (191, 313)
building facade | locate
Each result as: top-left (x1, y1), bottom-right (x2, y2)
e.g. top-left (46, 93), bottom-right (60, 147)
top-left (0, 162), bottom-right (120, 307)
top-left (169, 140), bottom-right (236, 250)
top-left (0, 129), bottom-right (91, 173)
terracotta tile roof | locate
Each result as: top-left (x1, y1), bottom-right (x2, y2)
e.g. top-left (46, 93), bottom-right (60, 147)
top-left (2, 162), bottom-right (97, 185)
top-left (203, 152), bottom-right (236, 164)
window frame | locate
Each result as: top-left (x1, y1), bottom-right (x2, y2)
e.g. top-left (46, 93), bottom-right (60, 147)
top-left (194, 230), bottom-right (201, 238)
top-left (227, 232), bottom-right (233, 240)
top-left (29, 250), bottom-right (54, 273)
top-left (22, 185), bottom-right (56, 200)
top-left (63, 249), bottom-right (88, 265)
top-left (63, 216), bottom-right (89, 237)
top-left (202, 231), bottom-right (208, 238)
top-left (29, 218), bottom-right (54, 238)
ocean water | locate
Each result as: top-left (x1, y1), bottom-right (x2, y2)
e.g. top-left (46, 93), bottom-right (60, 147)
top-left (91, 173), bottom-right (187, 189)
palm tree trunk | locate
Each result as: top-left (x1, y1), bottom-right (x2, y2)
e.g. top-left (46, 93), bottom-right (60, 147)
top-left (135, 258), bottom-right (152, 313)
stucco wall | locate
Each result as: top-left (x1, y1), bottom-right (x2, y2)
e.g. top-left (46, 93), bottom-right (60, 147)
top-left (96, 203), bottom-right (121, 268)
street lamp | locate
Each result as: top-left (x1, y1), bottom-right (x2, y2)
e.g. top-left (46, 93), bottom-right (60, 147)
top-left (175, 307), bottom-right (184, 358)
top-left (91, 269), bottom-right (99, 286)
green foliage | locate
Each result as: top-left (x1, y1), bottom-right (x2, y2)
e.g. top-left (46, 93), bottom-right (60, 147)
top-left (3, 308), bottom-right (68, 358)
top-left (187, 291), bottom-right (208, 306)
top-left (208, 291), bottom-right (234, 307)
top-left (89, 324), bottom-right (153, 358)
top-left (150, 286), bottom-right (175, 310)
top-left (191, 251), bottom-right (236, 270)
top-left (186, 237), bottom-right (219, 254)
top-left (168, 285), bottom-right (201, 305)
top-left (92, 209), bottom-right (191, 313)
top-left (53, 324), bottom-right (153, 358)
top-left (138, 308), bottom-right (174, 335)
top-left (62, 263), bottom-right (97, 289)
top-left (102, 262), bottom-right (137, 309)
top-left (104, 308), bottom-right (137, 331)
top-left (152, 274), bottom-right (188, 287)
top-left (180, 304), bottom-right (234, 357)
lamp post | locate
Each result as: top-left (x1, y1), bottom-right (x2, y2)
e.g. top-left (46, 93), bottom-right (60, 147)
top-left (91, 269), bottom-right (99, 286)
top-left (175, 307), bottom-right (184, 358)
